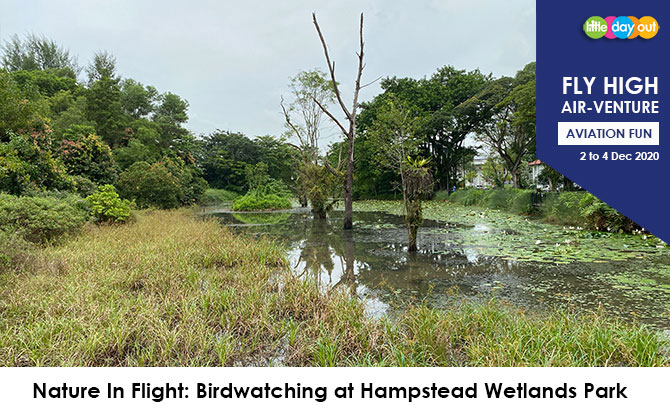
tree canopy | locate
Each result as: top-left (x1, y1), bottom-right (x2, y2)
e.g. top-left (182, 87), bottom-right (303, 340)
top-left (2, 32), bottom-right (537, 211)
top-left (0, 35), bottom-right (205, 208)
top-left (356, 66), bottom-right (492, 196)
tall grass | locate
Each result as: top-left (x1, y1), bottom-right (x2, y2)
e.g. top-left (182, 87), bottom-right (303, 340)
top-left (199, 188), bottom-right (239, 206)
top-left (446, 189), bottom-right (638, 232)
top-left (446, 188), bottom-right (534, 215)
top-left (0, 210), bottom-right (666, 366)
top-left (543, 192), bottom-right (638, 232)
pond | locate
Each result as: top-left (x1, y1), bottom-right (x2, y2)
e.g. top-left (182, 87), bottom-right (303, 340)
top-left (208, 201), bottom-right (670, 330)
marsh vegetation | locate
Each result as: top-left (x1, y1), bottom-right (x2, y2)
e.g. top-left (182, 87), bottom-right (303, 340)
top-left (214, 201), bottom-right (670, 331)
top-left (1, 210), bottom-right (667, 366)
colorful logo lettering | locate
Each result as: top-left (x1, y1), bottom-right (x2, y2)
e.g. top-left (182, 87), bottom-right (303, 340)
top-left (583, 16), bottom-right (659, 39)
top-left (584, 16), bottom-right (608, 39)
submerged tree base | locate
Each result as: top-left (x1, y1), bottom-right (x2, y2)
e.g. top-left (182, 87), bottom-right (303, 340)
top-left (0, 210), bottom-right (667, 366)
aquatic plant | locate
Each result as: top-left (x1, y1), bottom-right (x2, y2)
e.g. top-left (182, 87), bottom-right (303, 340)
top-left (232, 191), bottom-right (292, 211)
top-left (445, 188), bottom-right (640, 233)
top-left (353, 200), bottom-right (667, 264)
top-left (0, 210), bottom-right (666, 366)
top-left (403, 156), bottom-right (433, 251)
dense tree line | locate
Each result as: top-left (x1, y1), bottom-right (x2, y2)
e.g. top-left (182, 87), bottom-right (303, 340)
top-left (0, 34), bottom-right (203, 207)
top-left (2, 33), bottom-right (540, 214)
top-left (0, 34), bottom-right (297, 208)
top-left (197, 131), bottom-right (299, 194)
top-left (350, 63), bottom-right (537, 198)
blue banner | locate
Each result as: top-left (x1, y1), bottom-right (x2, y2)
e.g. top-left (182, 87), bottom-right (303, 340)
top-left (537, 1), bottom-right (668, 240)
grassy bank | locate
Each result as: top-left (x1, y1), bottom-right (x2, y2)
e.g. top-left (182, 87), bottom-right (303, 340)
top-left (441, 188), bottom-right (639, 232)
top-left (0, 210), bottom-right (667, 366)
top-left (199, 188), bottom-right (239, 206)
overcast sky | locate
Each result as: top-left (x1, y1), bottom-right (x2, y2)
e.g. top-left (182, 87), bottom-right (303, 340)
top-left (1, 0), bottom-right (535, 144)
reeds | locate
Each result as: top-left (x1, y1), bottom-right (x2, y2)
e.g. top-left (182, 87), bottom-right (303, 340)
top-left (0, 210), bottom-right (666, 366)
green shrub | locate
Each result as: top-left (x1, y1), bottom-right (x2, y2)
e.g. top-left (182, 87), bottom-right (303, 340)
top-left (232, 191), bottom-right (292, 211)
top-left (116, 159), bottom-right (206, 209)
top-left (86, 185), bottom-right (132, 223)
top-left (507, 189), bottom-right (534, 215)
top-left (70, 175), bottom-right (97, 197)
top-left (232, 169), bottom-right (293, 211)
top-left (0, 193), bottom-right (88, 243)
top-left (200, 188), bottom-right (239, 206)
top-left (117, 161), bottom-right (180, 209)
top-left (578, 193), bottom-right (637, 232)
top-left (543, 192), bottom-right (586, 226)
top-left (258, 178), bottom-right (293, 199)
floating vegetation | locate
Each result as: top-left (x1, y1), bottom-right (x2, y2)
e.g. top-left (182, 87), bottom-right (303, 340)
top-left (354, 200), bottom-right (667, 265)
top-left (208, 202), bottom-right (670, 329)
top-left (596, 263), bottom-right (670, 295)
top-left (348, 201), bottom-right (670, 328)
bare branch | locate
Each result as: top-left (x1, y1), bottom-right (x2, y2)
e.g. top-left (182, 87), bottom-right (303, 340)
top-left (312, 97), bottom-right (348, 136)
top-left (348, 14), bottom-right (365, 130)
top-left (285, 141), bottom-right (303, 152)
top-left (336, 139), bottom-right (344, 170)
top-left (280, 96), bottom-right (305, 143)
top-left (346, 12), bottom-right (366, 164)
top-left (323, 158), bottom-right (340, 176)
top-left (361, 75), bottom-right (382, 89)
top-left (312, 12), bottom-right (352, 121)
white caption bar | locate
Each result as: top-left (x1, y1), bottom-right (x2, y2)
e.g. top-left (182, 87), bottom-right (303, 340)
top-left (557, 122), bottom-right (659, 146)
top-left (1, 367), bottom-right (669, 415)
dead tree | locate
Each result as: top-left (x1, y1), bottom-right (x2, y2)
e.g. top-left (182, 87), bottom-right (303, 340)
top-left (312, 12), bottom-right (366, 230)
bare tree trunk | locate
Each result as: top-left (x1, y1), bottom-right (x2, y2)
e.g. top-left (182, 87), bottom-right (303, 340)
top-left (408, 225), bottom-right (418, 252)
top-left (343, 229), bottom-right (355, 283)
top-left (312, 12), bottom-right (366, 230)
top-left (343, 145), bottom-right (354, 229)
top-left (313, 208), bottom-right (327, 219)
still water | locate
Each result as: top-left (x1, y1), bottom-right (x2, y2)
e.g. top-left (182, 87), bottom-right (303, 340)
top-left (209, 206), bottom-right (670, 329)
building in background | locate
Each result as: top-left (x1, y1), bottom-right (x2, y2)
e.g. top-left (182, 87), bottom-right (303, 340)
top-left (466, 155), bottom-right (488, 188)
top-left (528, 159), bottom-right (545, 188)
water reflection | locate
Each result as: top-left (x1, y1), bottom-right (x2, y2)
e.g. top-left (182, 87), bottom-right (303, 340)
top-left (209, 209), bottom-right (670, 329)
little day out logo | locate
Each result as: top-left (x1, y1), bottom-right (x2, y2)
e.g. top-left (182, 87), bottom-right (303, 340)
top-left (584, 16), bottom-right (659, 39)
